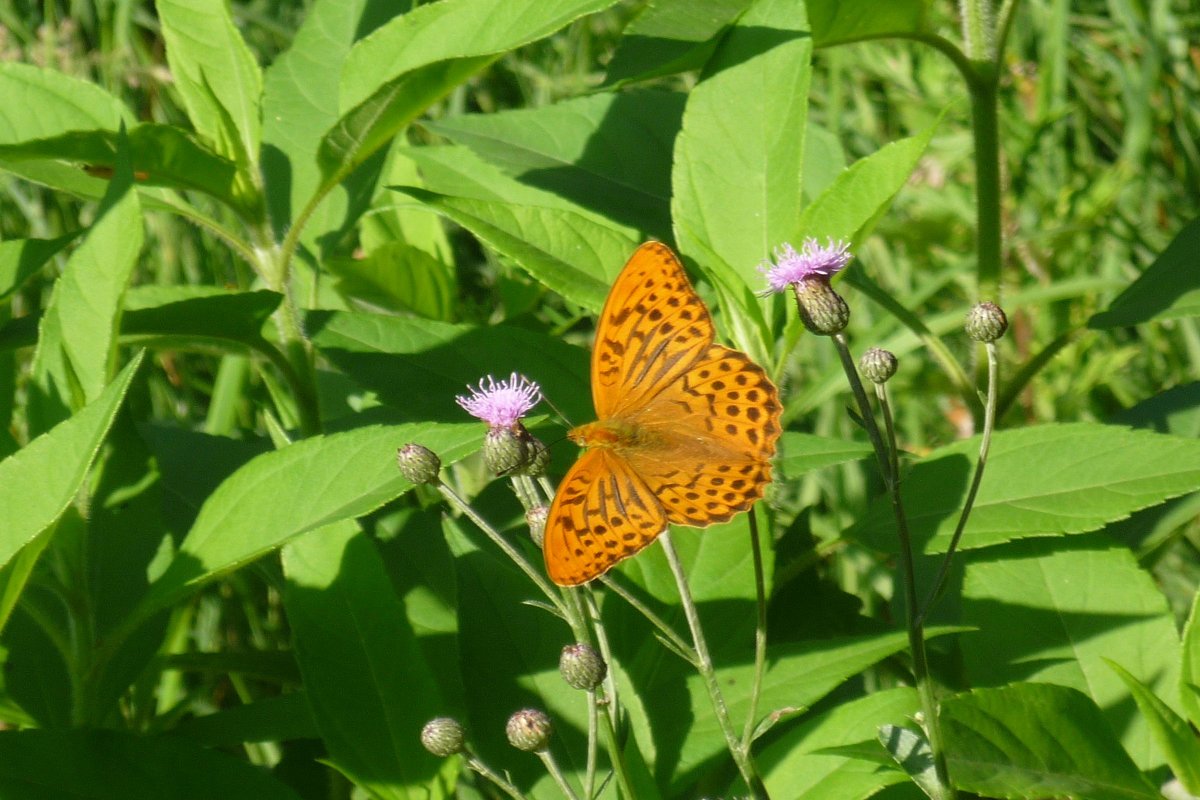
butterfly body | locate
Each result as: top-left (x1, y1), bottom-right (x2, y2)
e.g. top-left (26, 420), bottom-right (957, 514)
top-left (544, 242), bottom-right (782, 587)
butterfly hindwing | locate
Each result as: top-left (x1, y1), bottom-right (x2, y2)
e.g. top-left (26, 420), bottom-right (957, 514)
top-left (544, 448), bottom-right (668, 586)
top-left (592, 242), bottom-right (715, 420)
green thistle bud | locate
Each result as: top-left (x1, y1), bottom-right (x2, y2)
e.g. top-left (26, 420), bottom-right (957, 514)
top-left (506, 708), bottom-right (552, 752)
top-left (484, 426), bottom-right (526, 475)
top-left (526, 505), bottom-right (548, 547)
top-left (965, 301), bottom-right (1008, 343)
top-left (859, 348), bottom-right (898, 384)
top-left (792, 276), bottom-right (849, 335)
top-left (523, 434), bottom-right (551, 477)
top-left (420, 717), bottom-right (465, 757)
top-left (397, 444), bottom-right (441, 485)
top-left (559, 643), bottom-right (606, 691)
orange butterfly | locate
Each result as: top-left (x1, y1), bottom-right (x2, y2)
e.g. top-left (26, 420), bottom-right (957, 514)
top-left (544, 242), bottom-right (782, 586)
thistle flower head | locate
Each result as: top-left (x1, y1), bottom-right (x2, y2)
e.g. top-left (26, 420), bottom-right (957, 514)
top-left (760, 238), bottom-right (853, 294)
top-left (420, 717), bottom-right (465, 757)
top-left (456, 372), bottom-right (542, 429)
top-left (506, 708), bottom-right (553, 752)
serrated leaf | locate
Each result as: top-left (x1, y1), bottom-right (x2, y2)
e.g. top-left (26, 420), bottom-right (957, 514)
top-left (961, 535), bottom-right (1181, 770)
top-left (672, 0), bottom-right (812, 289)
top-left (757, 688), bottom-right (918, 799)
top-left (389, 187), bottom-right (637, 311)
top-left (795, 112), bottom-right (942, 244)
top-left (940, 684), bottom-right (1159, 800)
top-left (0, 234), bottom-right (76, 302)
top-left (1106, 660), bottom-right (1200, 793)
top-left (141, 422), bottom-right (481, 616)
top-left (778, 432), bottom-right (873, 480)
top-left (306, 309), bottom-right (591, 424)
top-left (424, 90), bottom-right (682, 239)
top-left (0, 125), bottom-right (241, 211)
top-left (0, 354), bottom-right (142, 571)
top-left (283, 522), bottom-right (446, 800)
top-left (1090, 217), bottom-right (1200, 328)
top-left (0, 728), bottom-right (301, 799)
top-left (855, 423), bottom-right (1200, 554)
top-left (808, 0), bottom-right (930, 46)
top-left (156, 0), bottom-right (263, 171)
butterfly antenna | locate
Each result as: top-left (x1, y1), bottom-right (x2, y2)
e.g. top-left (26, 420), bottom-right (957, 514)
top-left (541, 393), bottom-right (575, 431)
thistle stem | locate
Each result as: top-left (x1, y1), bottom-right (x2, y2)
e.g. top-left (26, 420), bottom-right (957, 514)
top-left (659, 532), bottom-right (770, 799)
top-left (831, 334), bottom-right (954, 798)
top-left (598, 575), bottom-right (697, 666)
top-left (538, 748), bottom-right (582, 800)
top-left (464, 749), bottom-right (527, 800)
top-left (741, 509), bottom-right (769, 749)
top-left (919, 341), bottom-right (999, 624)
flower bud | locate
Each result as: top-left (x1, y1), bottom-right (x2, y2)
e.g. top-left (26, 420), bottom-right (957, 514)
top-left (420, 717), bottom-right (465, 757)
top-left (523, 434), bottom-right (551, 477)
top-left (965, 301), bottom-right (1008, 343)
top-left (506, 708), bottom-right (552, 752)
top-left (859, 348), bottom-right (898, 384)
top-left (792, 276), bottom-right (849, 335)
top-left (397, 444), bottom-right (441, 485)
top-left (484, 426), bottom-right (526, 475)
top-left (559, 643), bottom-right (606, 691)
top-left (526, 505), bottom-right (548, 547)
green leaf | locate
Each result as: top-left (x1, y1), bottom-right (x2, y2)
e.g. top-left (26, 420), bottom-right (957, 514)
top-left (38, 132), bottom-right (142, 404)
top-left (940, 684), bottom-right (1159, 800)
top-left (423, 90), bottom-right (683, 239)
top-left (0, 125), bottom-right (241, 212)
top-left (1106, 660), bottom-right (1200, 793)
top-left (0, 62), bottom-right (128, 197)
top-left (1089, 217), bottom-right (1200, 327)
top-left (122, 286), bottom-right (282, 350)
top-left (1181, 589), bottom-right (1200, 727)
top-left (0, 728), bottom-right (301, 799)
top-left (0, 354), bottom-right (142, 571)
top-left (672, 0), bottom-right (812, 289)
top-left (340, 0), bottom-right (619, 112)
top-left (156, 0), bottom-right (263, 171)
top-left (602, 0), bottom-right (754, 87)
top-left (283, 522), bottom-right (446, 799)
top-left (878, 725), bottom-right (942, 799)
top-left (855, 423), bottom-right (1200, 554)
top-left (175, 693), bottom-right (318, 747)
top-left (326, 242), bottom-right (455, 320)
top-left (307, 309), bottom-right (591, 424)
top-left (757, 688), bottom-right (918, 799)
top-left (795, 113), bottom-right (942, 244)
top-left (808, 0), bottom-right (931, 47)
top-left (960, 535), bottom-right (1181, 770)
top-left (0, 234), bottom-right (76, 302)
top-left (1111, 382), bottom-right (1200, 437)
top-left (777, 432), bottom-right (873, 480)
top-left (388, 187), bottom-right (637, 312)
top-left (142, 422), bottom-right (481, 614)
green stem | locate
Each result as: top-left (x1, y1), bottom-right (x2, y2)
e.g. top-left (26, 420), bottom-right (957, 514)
top-left (741, 509), bottom-right (769, 749)
top-left (831, 335), bottom-right (954, 797)
top-left (970, 69), bottom-right (1004, 302)
top-left (596, 698), bottom-right (637, 800)
top-left (919, 341), bottom-right (1000, 624)
top-left (538, 748), bottom-right (582, 800)
top-left (598, 575), bottom-right (697, 666)
top-left (464, 749), bottom-right (527, 800)
top-left (659, 532), bottom-right (769, 800)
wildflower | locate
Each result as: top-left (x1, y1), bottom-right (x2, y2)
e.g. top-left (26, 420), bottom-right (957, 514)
top-left (761, 239), bottom-right (853, 336)
top-left (420, 717), bottom-right (465, 757)
top-left (506, 708), bottom-right (553, 752)
top-left (456, 372), bottom-right (542, 429)
top-left (760, 238), bottom-right (852, 294)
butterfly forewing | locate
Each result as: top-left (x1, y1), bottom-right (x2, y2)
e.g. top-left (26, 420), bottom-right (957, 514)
top-left (544, 448), bottom-right (668, 586)
top-left (592, 242), bottom-right (715, 420)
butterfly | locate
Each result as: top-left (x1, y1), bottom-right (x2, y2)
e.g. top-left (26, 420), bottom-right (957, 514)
top-left (544, 242), bottom-right (783, 586)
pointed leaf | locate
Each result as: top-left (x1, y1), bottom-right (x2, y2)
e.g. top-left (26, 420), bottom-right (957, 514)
top-left (940, 684), bottom-right (1159, 800)
top-left (778, 432), bottom-right (873, 480)
top-left (1106, 659), bottom-right (1200, 793)
top-left (0, 354), bottom-right (142, 571)
top-left (1090, 217), bottom-right (1200, 327)
top-left (0, 234), bottom-right (76, 302)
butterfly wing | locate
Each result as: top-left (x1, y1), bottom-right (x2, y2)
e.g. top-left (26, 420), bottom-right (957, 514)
top-left (624, 343), bottom-right (782, 527)
top-left (592, 242), bottom-right (715, 420)
top-left (543, 447), bottom-right (668, 586)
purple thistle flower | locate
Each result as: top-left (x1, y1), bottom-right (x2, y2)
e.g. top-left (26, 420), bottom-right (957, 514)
top-left (456, 372), bottom-right (542, 429)
top-left (760, 238), bottom-right (853, 294)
